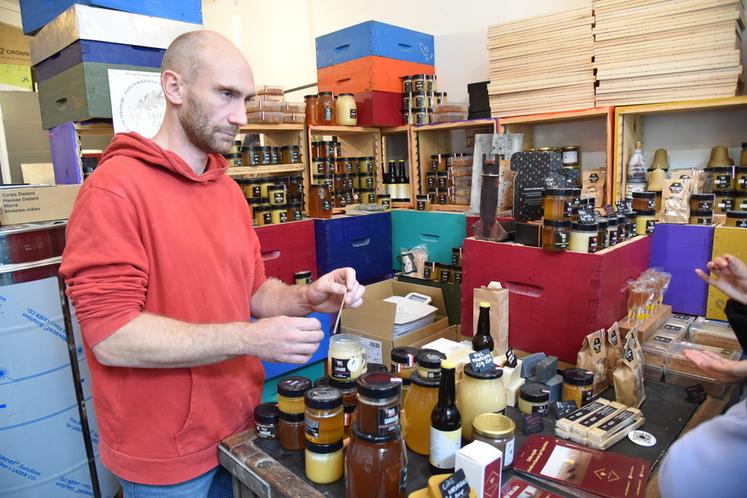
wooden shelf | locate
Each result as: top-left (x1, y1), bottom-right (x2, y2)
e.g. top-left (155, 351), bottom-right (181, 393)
top-left (227, 164), bottom-right (304, 177)
top-left (499, 106), bottom-right (611, 125)
top-left (308, 125), bottom-right (381, 136)
top-left (429, 204), bottom-right (471, 212)
top-left (615, 95), bottom-right (747, 116)
top-left (74, 122), bottom-right (115, 136)
top-left (381, 125), bottom-right (411, 135)
top-left (239, 123), bottom-right (305, 132)
top-left (412, 118), bottom-right (497, 132)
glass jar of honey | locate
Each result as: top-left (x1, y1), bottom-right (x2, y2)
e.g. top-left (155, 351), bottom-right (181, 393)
top-left (542, 188), bottom-right (575, 221)
top-left (606, 216), bottom-right (619, 247)
top-left (725, 210), bottom-right (747, 228)
top-left (458, 365), bottom-right (506, 441)
top-left (391, 347), bottom-right (418, 392)
top-left (356, 372), bottom-right (402, 437)
top-left (304, 94), bottom-right (318, 125)
top-left (403, 373), bottom-right (439, 455)
top-left (277, 376), bottom-right (311, 414)
top-left (329, 377), bottom-right (357, 438)
top-left (714, 191), bottom-right (736, 214)
top-left (278, 411), bottom-right (306, 450)
top-left (316, 91), bottom-right (335, 125)
top-left (304, 387), bottom-right (344, 444)
top-left (569, 222), bottom-right (599, 254)
top-left (346, 425), bottom-right (408, 497)
top-left (690, 193), bottom-right (715, 212)
top-left (268, 185), bottom-right (287, 206)
top-left (309, 184), bottom-right (332, 219)
top-left (335, 93), bottom-right (357, 126)
top-left (689, 210), bottom-right (713, 225)
top-left (636, 209), bottom-right (657, 235)
top-left (328, 334), bottom-right (366, 381)
top-left (253, 205), bottom-right (272, 227)
top-left (271, 204), bottom-right (288, 224)
top-left (625, 211), bottom-right (638, 239)
top-left (518, 382), bottom-right (550, 416)
top-left (541, 219), bottom-right (571, 251)
top-left (632, 191), bottom-right (656, 211)
top-left (562, 368), bottom-right (594, 408)
top-left (472, 413), bottom-right (515, 467)
top-left (737, 167), bottom-right (747, 192)
top-left (709, 166), bottom-right (736, 192)
top-left (596, 218), bottom-right (609, 250)
top-left (254, 402), bottom-right (279, 439)
top-left (377, 194), bottom-right (392, 210)
top-left (287, 201), bottom-right (303, 222)
top-left (416, 349), bottom-right (446, 382)
top-left (280, 145), bottom-right (301, 164)
top-left (305, 440), bottom-right (343, 484)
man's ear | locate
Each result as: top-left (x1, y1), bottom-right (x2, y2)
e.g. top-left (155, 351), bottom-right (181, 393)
top-left (162, 69), bottom-right (185, 105)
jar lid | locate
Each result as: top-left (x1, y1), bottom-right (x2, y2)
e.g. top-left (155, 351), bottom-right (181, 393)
top-left (248, 198), bottom-right (263, 206)
top-left (288, 201), bottom-right (303, 207)
top-left (412, 107), bottom-right (428, 111)
top-left (377, 194), bottom-right (391, 198)
top-left (356, 372), bottom-right (402, 399)
top-left (606, 217), bottom-right (618, 226)
top-left (277, 376), bottom-right (311, 397)
top-left (597, 218), bottom-right (609, 228)
top-left (632, 191), bottom-right (656, 199)
top-left (416, 194), bottom-right (430, 200)
top-left (402, 76), bottom-right (412, 81)
top-left (417, 349), bottom-right (446, 369)
top-left (637, 209), bottom-right (656, 216)
top-left (367, 363), bottom-right (389, 374)
top-left (313, 376), bottom-right (330, 388)
top-left (715, 190), bottom-right (738, 195)
top-left (708, 166), bottom-right (732, 172)
top-left (339, 93), bottom-right (354, 96)
top-left (351, 423), bottom-right (399, 443)
top-left (318, 91), bottom-right (333, 96)
top-left (625, 211), bottom-right (638, 219)
top-left (561, 146), bottom-right (579, 151)
top-left (563, 367), bottom-right (594, 387)
top-left (690, 209), bottom-right (714, 216)
top-left (571, 222), bottom-right (599, 232)
top-left (329, 377), bottom-right (357, 392)
top-left (280, 145), bottom-right (298, 150)
top-left (254, 205), bottom-right (272, 212)
top-left (391, 346), bottom-right (419, 366)
top-left (306, 440), bottom-right (343, 454)
top-left (726, 210), bottom-right (747, 219)
top-left (472, 413), bottom-right (515, 438)
top-left (691, 193), bottom-right (716, 200)
top-left (737, 167), bottom-right (747, 172)
top-left (543, 188), bottom-right (575, 196)
top-left (572, 188), bottom-right (582, 195)
top-left (253, 402), bottom-right (279, 424)
top-left (520, 382), bottom-right (550, 403)
top-left (543, 219), bottom-right (572, 228)
top-left (431, 154), bottom-right (442, 158)
top-left (304, 387), bottom-right (343, 409)
top-left (464, 364), bottom-right (503, 380)
top-left (278, 411), bottom-right (305, 422)
top-left (410, 372), bottom-right (440, 388)
top-left (304, 94), bottom-right (317, 99)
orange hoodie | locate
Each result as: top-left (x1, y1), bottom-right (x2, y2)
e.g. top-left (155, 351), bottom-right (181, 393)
top-left (60, 132), bottom-right (266, 484)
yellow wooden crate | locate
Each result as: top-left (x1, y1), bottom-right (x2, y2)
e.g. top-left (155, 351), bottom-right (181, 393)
top-left (706, 226), bottom-right (747, 320)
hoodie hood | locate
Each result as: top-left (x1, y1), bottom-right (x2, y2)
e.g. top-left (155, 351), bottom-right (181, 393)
top-left (100, 132), bottom-right (229, 183)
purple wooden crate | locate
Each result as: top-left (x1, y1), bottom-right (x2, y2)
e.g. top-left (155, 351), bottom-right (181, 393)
top-left (650, 223), bottom-right (714, 316)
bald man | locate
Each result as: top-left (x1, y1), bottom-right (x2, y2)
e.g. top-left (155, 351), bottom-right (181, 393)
top-left (60, 31), bottom-right (364, 497)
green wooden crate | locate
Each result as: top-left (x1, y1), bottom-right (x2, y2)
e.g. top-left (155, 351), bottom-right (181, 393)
top-left (391, 210), bottom-right (467, 270)
top-left (38, 61), bottom-right (159, 129)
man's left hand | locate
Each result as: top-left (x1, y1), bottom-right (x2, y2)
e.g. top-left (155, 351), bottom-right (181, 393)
top-left (305, 268), bottom-right (365, 313)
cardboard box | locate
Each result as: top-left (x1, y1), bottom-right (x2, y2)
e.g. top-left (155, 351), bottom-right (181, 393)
top-left (341, 278), bottom-right (453, 367)
top-left (455, 441), bottom-right (503, 498)
top-left (0, 185), bottom-right (80, 225)
top-left (0, 22), bottom-right (31, 66)
top-left (707, 226), bottom-right (747, 320)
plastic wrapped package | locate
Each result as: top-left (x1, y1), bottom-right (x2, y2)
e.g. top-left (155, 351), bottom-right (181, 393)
top-left (256, 84), bottom-right (285, 95)
top-left (246, 100), bottom-right (284, 113)
top-left (431, 112), bottom-right (468, 123)
top-left (689, 317), bottom-right (742, 351)
top-left (664, 341), bottom-right (740, 378)
top-left (283, 102), bottom-right (306, 113)
top-left (246, 111), bottom-right (284, 124)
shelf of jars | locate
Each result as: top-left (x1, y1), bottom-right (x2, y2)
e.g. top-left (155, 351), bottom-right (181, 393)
top-left (381, 125), bottom-right (416, 209)
top-left (306, 125), bottom-right (383, 213)
top-left (411, 118), bottom-right (498, 212)
top-left (613, 95), bottom-right (747, 201)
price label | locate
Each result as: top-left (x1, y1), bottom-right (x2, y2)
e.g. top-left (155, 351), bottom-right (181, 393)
top-left (576, 206), bottom-right (596, 224)
top-left (603, 204), bottom-right (616, 216)
top-left (550, 401), bottom-right (578, 420)
top-left (469, 349), bottom-right (495, 373)
top-left (616, 200), bottom-right (629, 213)
top-left (506, 348), bottom-right (518, 368)
top-left (523, 413), bottom-right (544, 435)
top-left (439, 469), bottom-right (471, 498)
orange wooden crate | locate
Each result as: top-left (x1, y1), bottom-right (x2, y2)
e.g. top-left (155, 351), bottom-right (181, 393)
top-left (317, 56), bottom-right (435, 94)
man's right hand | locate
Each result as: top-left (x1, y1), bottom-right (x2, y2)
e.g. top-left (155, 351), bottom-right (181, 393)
top-left (695, 254), bottom-right (747, 306)
top-left (244, 316), bottom-right (324, 364)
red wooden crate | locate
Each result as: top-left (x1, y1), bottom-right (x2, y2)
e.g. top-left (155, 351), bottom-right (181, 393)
top-left (254, 220), bottom-right (317, 285)
top-left (355, 90), bottom-right (403, 126)
top-left (460, 236), bottom-right (652, 363)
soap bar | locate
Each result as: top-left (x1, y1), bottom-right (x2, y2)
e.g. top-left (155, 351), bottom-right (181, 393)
top-left (544, 374), bottom-right (563, 402)
top-left (588, 407), bottom-right (644, 449)
top-left (570, 402), bottom-right (626, 445)
top-left (520, 353), bottom-right (546, 378)
top-left (534, 356), bottom-right (559, 383)
top-left (505, 378), bottom-right (526, 407)
top-left (555, 399), bottom-right (610, 433)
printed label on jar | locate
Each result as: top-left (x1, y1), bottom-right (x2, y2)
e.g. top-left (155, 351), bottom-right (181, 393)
top-left (429, 427), bottom-right (462, 469)
top-left (378, 405), bottom-right (400, 434)
top-left (273, 192), bottom-right (285, 204)
top-left (416, 113), bottom-right (427, 125)
top-left (609, 231), bottom-right (618, 246)
top-left (588, 236), bottom-right (598, 254)
top-left (416, 200), bottom-right (426, 210)
top-left (251, 186), bottom-right (262, 197)
top-left (423, 266), bottom-right (432, 279)
top-left (563, 200), bottom-right (574, 217)
top-left (440, 270), bottom-right (451, 283)
top-left (292, 210), bottom-right (303, 221)
top-left (322, 200), bottom-right (332, 211)
top-left (454, 271), bottom-right (463, 284)
top-left (350, 109), bottom-right (357, 119)
top-left (647, 199), bottom-right (655, 209)
top-left (646, 220), bottom-right (656, 233)
top-left (290, 152), bottom-right (300, 163)
top-left (262, 213), bottom-right (272, 224)
top-left (415, 80), bottom-right (424, 92)
top-left (256, 423), bottom-right (276, 438)
top-left (599, 233), bottom-right (607, 249)
top-left (581, 388), bottom-right (593, 405)
top-left (304, 417), bottom-right (320, 439)
top-left (554, 232), bottom-right (569, 248)
top-left (504, 438), bottom-right (515, 466)
top-left (532, 404), bottom-right (549, 416)
top-left (562, 150), bottom-right (578, 164)
top-left (323, 107), bottom-right (333, 121)
top-left (382, 200), bottom-right (391, 209)
top-left (331, 357), bottom-right (353, 379)
top-left (739, 177), bottom-right (747, 188)
top-left (426, 370), bottom-right (440, 381)
top-left (737, 220), bottom-right (747, 228)
top-left (279, 212), bottom-right (288, 223)
top-left (716, 175), bottom-right (731, 188)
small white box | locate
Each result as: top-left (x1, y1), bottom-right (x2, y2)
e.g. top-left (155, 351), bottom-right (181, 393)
top-left (455, 441), bottom-right (503, 498)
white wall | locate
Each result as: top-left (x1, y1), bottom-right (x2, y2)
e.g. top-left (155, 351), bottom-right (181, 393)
top-left (202, 0), bottom-right (589, 101)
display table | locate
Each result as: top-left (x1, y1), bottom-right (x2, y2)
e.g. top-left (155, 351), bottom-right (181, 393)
top-left (220, 380), bottom-right (724, 498)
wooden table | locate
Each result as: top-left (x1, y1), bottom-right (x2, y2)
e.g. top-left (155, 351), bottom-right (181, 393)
top-left (219, 381), bottom-right (735, 498)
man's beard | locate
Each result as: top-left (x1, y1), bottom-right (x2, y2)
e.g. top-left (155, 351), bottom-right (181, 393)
top-left (179, 97), bottom-right (237, 154)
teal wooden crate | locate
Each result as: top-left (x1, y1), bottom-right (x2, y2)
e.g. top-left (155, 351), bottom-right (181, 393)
top-left (391, 210), bottom-right (467, 270)
top-left (38, 61), bottom-right (159, 129)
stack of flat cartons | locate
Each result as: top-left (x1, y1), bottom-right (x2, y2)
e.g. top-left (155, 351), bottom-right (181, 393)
top-left (594, 0), bottom-right (745, 106)
top-left (487, 8), bottom-right (595, 117)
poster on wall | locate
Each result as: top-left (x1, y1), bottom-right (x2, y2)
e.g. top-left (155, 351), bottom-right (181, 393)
top-left (108, 69), bottom-right (165, 138)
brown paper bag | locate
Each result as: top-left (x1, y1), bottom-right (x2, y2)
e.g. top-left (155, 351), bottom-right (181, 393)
top-left (577, 329), bottom-right (608, 396)
top-left (661, 178), bottom-right (692, 223)
top-left (606, 322), bottom-right (623, 380)
top-left (473, 285), bottom-right (509, 355)
top-left (581, 168), bottom-right (607, 207)
top-left (613, 335), bottom-right (646, 408)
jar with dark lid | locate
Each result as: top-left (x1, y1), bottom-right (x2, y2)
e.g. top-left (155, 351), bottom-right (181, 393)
top-left (423, 261), bottom-right (439, 282)
top-left (277, 376), bottom-right (311, 414)
top-left (402, 76), bottom-right (413, 94)
top-left (690, 193), bottom-right (715, 212)
top-left (268, 185), bottom-right (287, 206)
top-left (316, 91), bottom-right (335, 125)
top-left (253, 205), bottom-right (272, 226)
top-left (543, 188), bottom-right (575, 221)
top-left (304, 387), bottom-right (343, 444)
top-left (436, 172), bottom-right (449, 190)
top-left (472, 413), bottom-right (515, 467)
top-left (281, 145), bottom-right (301, 164)
top-left (294, 270), bottom-right (312, 285)
top-left (305, 94), bottom-right (318, 126)
top-left (305, 439), bottom-right (343, 484)
top-left (518, 382), bottom-right (550, 415)
top-left (278, 411), bottom-right (305, 450)
top-left (563, 368), bottom-right (594, 408)
top-left (632, 191), bottom-right (656, 211)
top-left (391, 347), bottom-right (419, 387)
top-left (416, 349), bottom-right (446, 382)
top-left (737, 167), bottom-right (747, 191)
top-left (625, 211), bottom-right (638, 239)
top-left (412, 74), bottom-right (426, 93)
top-left (709, 166), bottom-right (736, 192)
top-left (561, 146), bottom-right (580, 167)
top-left (596, 218), bottom-right (609, 250)
top-left (425, 172), bottom-right (437, 190)
top-left (541, 219), bottom-right (571, 251)
top-left (689, 210), bottom-right (713, 225)
top-left (714, 191), bottom-right (736, 214)
top-left (569, 222), bottom-right (599, 254)
top-left (413, 107), bottom-right (428, 125)
top-left (458, 364), bottom-right (506, 441)
top-left (366, 363), bottom-right (389, 374)
top-left (309, 184), bottom-right (332, 219)
top-left (726, 210), bottom-right (747, 228)
top-left (346, 425), bottom-right (407, 497)
top-left (271, 146), bottom-right (280, 165)
top-left (254, 402), bottom-right (279, 439)
top-left (735, 193), bottom-right (747, 210)
top-left (258, 146), bottom-right (272, 165)
top-left (328, 377), bottom-right (357, 437)
top-left (636, 209), bottom-right (657, 235)
top-left (271, 203), bottom-right (288, 224)
top-left (356, 372), bottom-right (402, 437)
top-left (377, 194), bottom-right (391, 210)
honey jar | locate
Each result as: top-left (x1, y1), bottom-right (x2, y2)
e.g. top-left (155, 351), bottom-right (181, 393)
top-left (725, 210), bottom-right (747, 228)
top-left (542, 188), bottom-right (574, 221)
top-left (690, 193), bottom-right (715, 212)
top-left (632, 191), bottom-right (656, 211)
top-left (541, 219), bottom-right (571, 251)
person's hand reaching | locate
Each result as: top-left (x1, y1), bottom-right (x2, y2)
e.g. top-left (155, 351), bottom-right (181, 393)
top-left (695, 254), bottom-right (747, 306)
top-left (682, 349), bottom-right (747, 384)
top-left (304, 267), bottom-right (365, 313)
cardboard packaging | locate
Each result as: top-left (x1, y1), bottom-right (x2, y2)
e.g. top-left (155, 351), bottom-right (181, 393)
top-left (707, 226), bottom-right (747, 321)
top-left (0, 22), bottom-right (31, 66)
top-left (0, 185), bottom-right (80, 225)
top-left (455, 441), bottom-right (503, 498)
top-left (341, 278), bottom-right (453, 368)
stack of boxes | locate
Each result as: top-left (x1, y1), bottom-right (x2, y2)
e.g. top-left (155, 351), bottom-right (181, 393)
top-left (315, 21), bottom-right (435, 127)
top-left (21, 1), bottom-right (202, 131)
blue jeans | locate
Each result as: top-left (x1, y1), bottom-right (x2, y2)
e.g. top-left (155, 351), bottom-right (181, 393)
top-left (120, 466), bottom-right (233, 498)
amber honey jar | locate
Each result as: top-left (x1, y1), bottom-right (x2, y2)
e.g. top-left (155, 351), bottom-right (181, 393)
top-left (541, 219), bottom-right (571, 251)
top-left (309, 184), bottom-right (332, 219)
top-left (542, 188), bottom-right (574, 221)
top-left (356, 372), bottom-right (402, 437)
top-left (632, 191), bottom-right (656, 211)
top-left (304, 387), bottom-right (344, 444)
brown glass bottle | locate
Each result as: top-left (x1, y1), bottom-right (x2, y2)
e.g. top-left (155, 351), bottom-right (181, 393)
top-left (472, 301), bottom-right (494, 352)
top-left (429, 360), bottom-right (461, 474)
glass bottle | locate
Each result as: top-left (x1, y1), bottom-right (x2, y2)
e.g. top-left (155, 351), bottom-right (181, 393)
top-left (304, 94), bottom-right (318, 125)
top-left (316, 91), bottom-right (336, 126)
top-left (472, 301), bottom-right (494, 352)
top-left (429, 360), bottom-right (461, 474)
top-left (627, 141), bottom-right (647, 197)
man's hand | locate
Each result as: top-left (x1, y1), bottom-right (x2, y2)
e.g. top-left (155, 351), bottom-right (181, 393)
top-left (682, 349), bottom-right (747, 384)
top-left (245, 316), bottom-right (324, 364)
top-left (304, 268), bottom-right (365, 313)
top-left (695, 254), bottom-right (747, 306)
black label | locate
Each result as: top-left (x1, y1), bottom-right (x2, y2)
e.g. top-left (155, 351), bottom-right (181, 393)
top-left (739, 177), bottom-right (747, 188)
top-left (554, 231), bottom-right (569, 248)
top-left (469, 349), bottom-right (495, 373)
top-left (416, 200), bottom-right (426, 210)
top-left (588, 236), bottom-right (598, 254)
top-left (737, 220), bottom-right (747, 228)
top-left (716, 174), bottom-right (731, 188)
top-left (663, 324), bottom-right (682, 332)
top-left (262, 212), bottom-right (272, 224)
top-left (609, 230), bottom-right (618, 246)
top-left (551, 401), bottom-right (578, 420)
top-left (292, 210), bottom-right (303, 221)
top-left (532, 403), bottom-right (549, 416)
top-left (439, 469), bottom-right (470, 498)
top-left (322, 200), bottom-right (331, 211)
top-left (581, 389), bottom-right (593, 405)
top-left (609, 330), bottom-right (618, 345)
top-left (599, 231), bottom-right (607, 248)
top-left (323, 107), bottom-right (333, 121)
top-left (350, 109), bottom-right (357, 119)
top-left (278, 212), bottom-right (288, 223)
top-left (331, 357), bottom-right (351, 379)
top-left (440, 269), bottom-right (451, 283)
top-left (416, 113), bottom-right (427, 125)
top-left (580, 405), bottom-right (616, 427)
top-left (506, 349), bottom-right (518, 368)
top-left (256, 423), bottom-right (275, 438)
top-left (598, 409), bottom-right (636, 432)
top-left (592, 337), bottom-right (602, 354)
top-left (379, 405), bottom-right (400, 433)
top-left (672, 313), bottom-right (691, 320)
top-left (616, 200), bottom-right (629, 213)
top-left (563, 200), bottom-right (574, 217)
top-left (423, 266), bottom-right (432, 279)
top-left (565, 401), bottom-right (604, 422)
top-left (273, 192), bottom-right (285, 204)
top-left (304, 418), bottom-right (320, 439)
top-left (454, 271), bottom-right (463, 284)
top-left (646, 219), bottom-right (656, 234)
top-left (652, 335), bottom-right (672, 344)
top-left (251, 186), bottom-right (262, 197)
top-left (624, 347), bottom-right (634, 362)
top-left (382, 199), bottom-right (391, 209)
top-left (589, 173), bottom-right (599, 183)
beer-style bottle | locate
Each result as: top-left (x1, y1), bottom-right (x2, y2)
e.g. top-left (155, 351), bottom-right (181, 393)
top-left (472, 301), bottom-right (495, 352)
top-left (429, 360), bottom-right (461, 474)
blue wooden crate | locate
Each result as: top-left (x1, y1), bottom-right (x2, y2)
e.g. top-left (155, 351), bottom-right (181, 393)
top-left (261, 312), bottom-right (332, 381)
top-left (20, 0), bottom-right (203, 35)
top-left (391, 210), bottom-right (467, 270)
top-left (315, 213), bottom-right (393, 284)
top-left (34, 40), bottom-right (165, 82)
top-left (315, 20), bottom-right (435, 69)
top-left (650, 223), bottom-right (715, 316)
